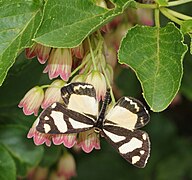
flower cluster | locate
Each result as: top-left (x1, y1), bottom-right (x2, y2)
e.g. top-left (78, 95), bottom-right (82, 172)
top-left (20, 34), bottom-right (116, 153)
top-left (27, 152), bottom-right (76, 180)
top-left (26, 43), bottom-right (84, 81)
top-left (19, 79), bottom-right (65, 116)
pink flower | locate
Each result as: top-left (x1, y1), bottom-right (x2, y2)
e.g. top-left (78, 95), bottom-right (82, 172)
top-left (35, 44), bottom-right (51, 64)
top-left (27, 167), bottom-right (48, 180)
top-left (78, 129), bottom-right (100, 153)
top-left (18, 86), bottom-right (44, 116)
top-left (72, 44), bottom-right (84, 59)
top-left (43, 48), bottom-right (72, 81)
top-left (57, 153), bottom-right (76, 179)
top-left (52, 134), bottom-right (77, 148)
top-left (41, 80), bottom-right (65, 109)
top-left (25, 44), bottom-right (37, 59)
top-left (27, 118), bottom-right (51, 146)
top-left (85, 70), bottom-right (107, 101)
top-left (49, 171), bottom-right (66, 180)
top-left (25, 43), bottom-right (51, 64)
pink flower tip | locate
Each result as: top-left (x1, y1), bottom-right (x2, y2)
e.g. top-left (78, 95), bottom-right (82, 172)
top-left (18, 86), bottom-right (44, 116)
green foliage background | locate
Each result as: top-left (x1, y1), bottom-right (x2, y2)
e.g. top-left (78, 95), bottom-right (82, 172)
top-left (0, 0), bottom-right (192, 180)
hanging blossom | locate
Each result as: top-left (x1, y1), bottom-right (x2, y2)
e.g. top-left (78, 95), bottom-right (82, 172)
top-left (57, 153), bottom-right (76, 179)
top-left (41, 79), bottom-right (65, 109)
top-left (85, 70), bottom-right (107, 101)
top-left (25, 43), bottom-right (51, 64)
top-left (18, 86), bottom-right (44, 116)
top-left (43, 48), bottom-right (72, 81)
top-left (24, 35), bottom-right (115, 154)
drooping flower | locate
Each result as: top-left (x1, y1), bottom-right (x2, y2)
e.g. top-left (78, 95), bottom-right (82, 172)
top-left (49, 171), bottom-right (66, 180)
top-left (27, 118), bottom-right (51, 146)
top-left (41, 79), bottom-right (65, 109)
top-left (25, 44), bottom-right (37, 59)
top-left (72, 44), bottom-right (84, 59)
top-left (18, 86), bottom-right (44, 116)
top-left (52, 133), bottom-right (77, 148)
top-left (25, 43), bottom-right (51, 64)
top-left (35, 44), bottom-right (51, 64)
top-left (43, 48), bottom-right (72, 81)
top-left (57, 153), bottom-right (76, 179)
top-left (27, 166), bottom-right (48, 180)
top-left (85, 70), bottom-right (107, 101)
top-left (78, 129), bottom-right (100, 153)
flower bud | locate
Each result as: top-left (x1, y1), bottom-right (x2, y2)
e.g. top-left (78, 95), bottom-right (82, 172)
top-left (57, 153), bottom-right (76, 179)
top-left (41, 80), bottom-right (65, 109)
top-left (78, 129), bottom-right (100, 153)
top-left (35, 44), bottom-right (51, 64)
top-left (18, 86), bottom-right (44, 116)
top-left (44, 48), bottom-right (72, 81)
top-left (85, 70), bottom-right (106, 101)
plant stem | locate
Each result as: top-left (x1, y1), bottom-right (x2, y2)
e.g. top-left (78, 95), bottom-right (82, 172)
top-left (101, 63), bottom-right (116, 104)
top-left (88, 36), bottom-right (97, 71)
top-left (167, 0), bottom-right (192, 7)
top-left (160, 8), bottom-right (183, 25)
top-left (155, 9), bottom-right (160, 27)
top-left (70, 56), bottom-right (90, 77)
top-left (136, 2), bottom-right (157, 9)
top-left (165, 8), bottom-right (192, 20)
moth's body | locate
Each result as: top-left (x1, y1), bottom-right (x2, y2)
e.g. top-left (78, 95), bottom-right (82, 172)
top-left (36, 82), bottom-right (150, 168)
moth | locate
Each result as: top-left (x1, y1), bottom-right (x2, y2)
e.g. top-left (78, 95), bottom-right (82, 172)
top-left (36, 82), bottom-right (150, 168)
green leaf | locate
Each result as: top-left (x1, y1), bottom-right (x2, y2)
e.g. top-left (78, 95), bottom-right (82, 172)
top-left (0, 0), bottom-right (43, 86)
top-left (156, 0), bottom-right (168, 6)
top-left (0, 145), bottom-right (16, 180)
top-left (190, 34), bottom-right (192, 54)
top-left (0, 52), bottom-right (46, 108)
top-left (34, 0), bottom-right (132, 48)
top-left (181, 19), bottom-right (192, 34)
top-left (0, 125), bottom-right (44, 176)
top-left (180, 51), bottom-right (192, 100)
top-left (118, 23), bottom-right (187, 112)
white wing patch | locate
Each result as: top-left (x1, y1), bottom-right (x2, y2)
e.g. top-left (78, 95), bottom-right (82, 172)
top-left (132, 156), bottom-right (141, 164)
top-left (103, 129), bottom-right (126, 143)
top-left (44, 124), bottom-right (51, 133)
top-left (68, 94), bottom-right (98, 116)
top-left (50, 111), bottom-right (67, 133)
top-left (118, 137), bottom-right (143, 154)
top-left (68, 118), bottom-right (93, 129)
top-left (105, 106), bottom-right (137, 130)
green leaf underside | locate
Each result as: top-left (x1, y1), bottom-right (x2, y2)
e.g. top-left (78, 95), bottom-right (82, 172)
top-left (0, 145), bottom-right (16, 180)
top-left (34, 0), bottom-right (132, 48)
top-left (0, 0), bottom-right (42, 86)
top-left (0, 125), bottom-right (43, 176)
top-left (118, 23), bottom-right (187, 112)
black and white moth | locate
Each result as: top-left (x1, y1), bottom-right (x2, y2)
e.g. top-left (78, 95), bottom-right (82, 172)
top-left (36, 82), bottom-right (150, 168)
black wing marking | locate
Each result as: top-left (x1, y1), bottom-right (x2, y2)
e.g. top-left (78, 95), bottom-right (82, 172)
top-left (61, 82), bottom-right (98, 117)
top-left (102, 125), bottom-right (150, 168)
top-left (104, 97), bottom-right (150, 130)
top-left (36, 102), bottom-right (95, 134)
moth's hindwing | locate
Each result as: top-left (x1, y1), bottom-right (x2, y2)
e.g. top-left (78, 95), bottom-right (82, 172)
top-left (105, 97), bottom-right (150, 130)
top-left (61, 82), bottom-right (98, 117)
top-left (36, 102), bottom-right (95, 134)
top-left (102, 125), bottom-right (150, 168)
